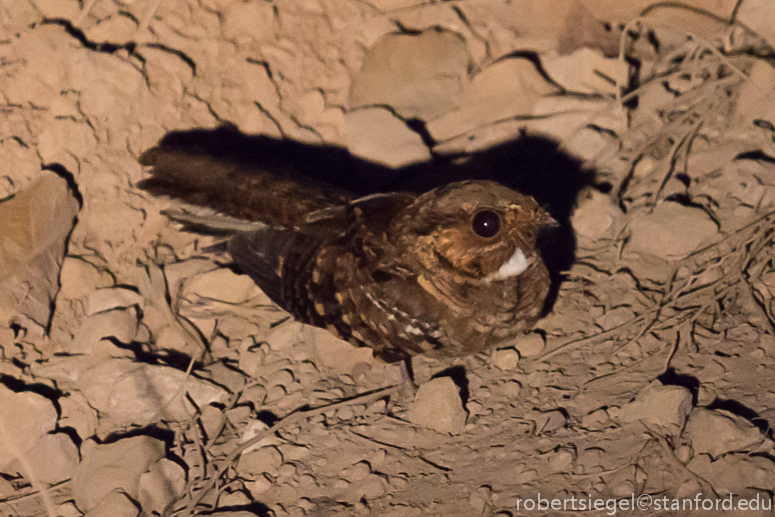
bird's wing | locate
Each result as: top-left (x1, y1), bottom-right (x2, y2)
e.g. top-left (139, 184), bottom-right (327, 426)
top-left (227, 191), bottom-right (416, 319)
top-left (347, 266), bottom-right (448, 359)
top-left (227, 226), bottom-right (319, 311)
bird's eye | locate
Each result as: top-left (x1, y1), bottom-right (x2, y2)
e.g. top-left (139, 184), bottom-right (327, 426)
top-left (471, 209), bottom-right (501, 238)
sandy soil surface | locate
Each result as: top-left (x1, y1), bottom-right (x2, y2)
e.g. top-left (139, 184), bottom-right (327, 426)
top-left (3, 1), bottom-right (775, 516)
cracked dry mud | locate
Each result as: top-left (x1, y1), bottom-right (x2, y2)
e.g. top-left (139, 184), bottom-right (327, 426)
top-left (3, 1), bottom-right (775, 516)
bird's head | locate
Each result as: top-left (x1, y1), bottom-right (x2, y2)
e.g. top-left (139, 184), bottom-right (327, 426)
top-left (391, 180), bottom-right (555, 282)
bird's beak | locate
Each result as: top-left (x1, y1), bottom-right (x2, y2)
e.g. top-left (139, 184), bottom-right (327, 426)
top-left (540, 209), bottom-right (559, 228)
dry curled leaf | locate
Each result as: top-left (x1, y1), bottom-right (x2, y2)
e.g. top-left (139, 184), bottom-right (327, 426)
top-left (0, 173), bottom-right (79, 328)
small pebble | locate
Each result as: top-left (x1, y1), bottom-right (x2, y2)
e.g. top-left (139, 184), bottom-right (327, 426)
top-left (513, 333), bottom-right (545, 357)
top-left (341, 461), bottom-right (371, 482)
top-left (491, 348), bottom-right (519, 370)
top-left (407, 377), bottom-right (467, 435)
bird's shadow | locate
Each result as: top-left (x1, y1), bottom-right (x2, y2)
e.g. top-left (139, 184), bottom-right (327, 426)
top-left (144, 125), bottom-right (599, 314)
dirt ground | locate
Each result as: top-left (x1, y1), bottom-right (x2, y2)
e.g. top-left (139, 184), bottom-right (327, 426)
top-left (3, 0), bottom-right (775, 516)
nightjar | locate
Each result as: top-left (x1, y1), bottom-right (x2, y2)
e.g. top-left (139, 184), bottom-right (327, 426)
top-left (138, 138), bottom-right (554, 362)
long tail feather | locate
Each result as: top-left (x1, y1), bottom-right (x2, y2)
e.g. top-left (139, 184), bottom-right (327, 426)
top-left (138, 143), bottom-right (351, 228)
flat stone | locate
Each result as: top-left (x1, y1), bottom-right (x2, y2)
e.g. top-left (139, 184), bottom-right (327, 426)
top-left (345, 107), bottom-right (431, 167)
top-left (684, 408), bottom-right (768, 459)
top-left (184, 268), bottom-right (262, 304)
top-left (627, 202), bottom-right (718, 260)
top-left (428, 58), bottom-right (558, 142)
top-left (615, 381), bottom-right (693, 435)
top-left (350, 29), bottom-right (471, 121)
top-left (0, 386), bottom-right (58, 469)
top-left (73, 436), bottom-right (165, 512)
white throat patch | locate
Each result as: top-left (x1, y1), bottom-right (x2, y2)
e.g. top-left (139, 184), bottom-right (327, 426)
top-left (486, 247), bottom-right (529, 281)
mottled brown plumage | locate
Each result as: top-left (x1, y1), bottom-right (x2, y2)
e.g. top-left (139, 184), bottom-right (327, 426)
top-left (138, 143), bottom-right (553, 362)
